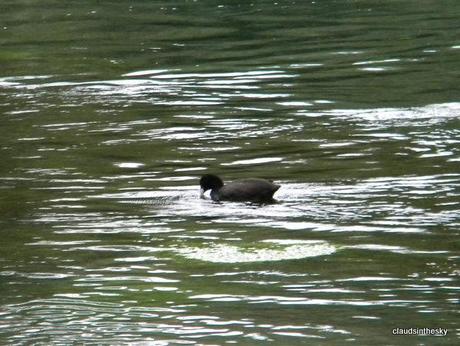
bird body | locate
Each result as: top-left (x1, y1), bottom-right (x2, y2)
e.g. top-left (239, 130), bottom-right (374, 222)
top-left (200, 174), bottom-right (280, 203)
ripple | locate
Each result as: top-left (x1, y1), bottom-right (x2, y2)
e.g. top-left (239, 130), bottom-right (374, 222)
top-left (1, 68), bottom-right (298, 108)
top-left (222, 157), bottom-right (283, 166)
top-left (324, 103), bottom-right (460, 123)
top-left (2, 1), bottom-right (460, 344)
top-left (114, 162), bottom-right (145, 169)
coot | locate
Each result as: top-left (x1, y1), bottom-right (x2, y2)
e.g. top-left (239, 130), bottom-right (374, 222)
top-left (200, 174), bottom-right (280, 203)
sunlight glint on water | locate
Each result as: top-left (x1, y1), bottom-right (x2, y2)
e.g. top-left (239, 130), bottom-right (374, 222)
top-left (1, 0), bottom-right (459, 344)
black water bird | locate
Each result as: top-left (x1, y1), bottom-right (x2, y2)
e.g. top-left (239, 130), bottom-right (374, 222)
top-left (199, 174), bottom-right (280, 203)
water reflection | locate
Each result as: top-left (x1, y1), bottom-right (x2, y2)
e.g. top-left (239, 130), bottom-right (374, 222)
top-left (176, 241), bottom-right (336, 263)
top-left (2, 0), bottom-right (460, 344)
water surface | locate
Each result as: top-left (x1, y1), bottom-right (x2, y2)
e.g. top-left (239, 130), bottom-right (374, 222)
top-left (1, 0), bottom-right (459, 344)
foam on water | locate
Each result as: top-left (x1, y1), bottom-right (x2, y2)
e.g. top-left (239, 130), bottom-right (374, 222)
top-left (176, 240), bottom-right (336, 263)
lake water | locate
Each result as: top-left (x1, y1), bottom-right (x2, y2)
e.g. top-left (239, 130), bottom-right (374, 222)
top-left (1, 0), bottom-right (459, 344)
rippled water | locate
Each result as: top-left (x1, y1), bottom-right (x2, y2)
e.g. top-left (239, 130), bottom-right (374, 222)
top-left (1, 1), bottom-right (459, 344)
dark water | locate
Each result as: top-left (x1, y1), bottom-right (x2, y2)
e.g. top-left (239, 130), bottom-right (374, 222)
top-left (1, 0), bottom-right (459, 344)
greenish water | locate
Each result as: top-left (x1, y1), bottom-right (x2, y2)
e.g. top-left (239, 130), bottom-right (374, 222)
top-left (1, 0), bottom-right (459, 344)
